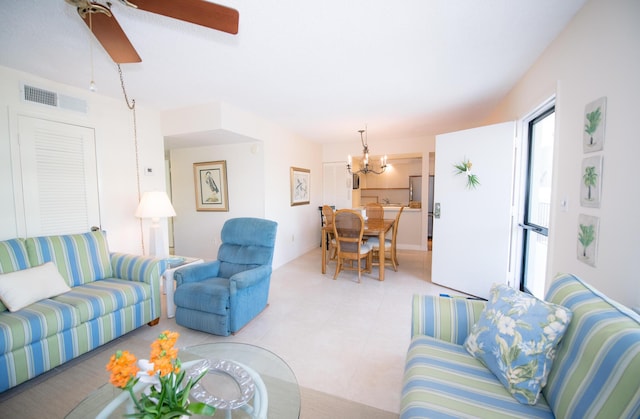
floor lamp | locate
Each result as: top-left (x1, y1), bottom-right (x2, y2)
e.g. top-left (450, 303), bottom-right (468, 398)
top-left (135, 191), bottom-right (176, 258)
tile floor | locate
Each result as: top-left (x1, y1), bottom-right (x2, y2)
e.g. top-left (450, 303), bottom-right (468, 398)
top-left (141, 246), bottom-right (458, 414)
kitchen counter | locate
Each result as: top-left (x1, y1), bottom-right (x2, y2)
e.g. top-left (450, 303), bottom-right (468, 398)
top-left (355, 206), bottom-right (424, 250)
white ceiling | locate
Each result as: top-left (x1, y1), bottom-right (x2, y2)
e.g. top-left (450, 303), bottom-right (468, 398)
top-left (0, 0), bottom-right (587, 145)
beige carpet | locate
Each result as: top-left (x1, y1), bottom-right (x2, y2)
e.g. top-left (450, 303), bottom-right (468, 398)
top-left (0, 333), bottom-right (398, 419)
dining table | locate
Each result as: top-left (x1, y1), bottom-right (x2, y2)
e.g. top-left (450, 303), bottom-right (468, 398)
top-left (321, 217), bottom-right (395, 281)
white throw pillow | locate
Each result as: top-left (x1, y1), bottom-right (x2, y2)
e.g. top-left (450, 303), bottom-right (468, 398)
top-left (0, 262), bottom-right (71, 312)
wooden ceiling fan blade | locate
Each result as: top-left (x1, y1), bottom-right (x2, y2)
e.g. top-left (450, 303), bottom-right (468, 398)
top-left (132, 0), bottom-right (239, 35)
top-left (81, 11), bottom-right (141, 63)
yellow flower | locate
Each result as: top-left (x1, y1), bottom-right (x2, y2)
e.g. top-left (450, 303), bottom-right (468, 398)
top-left (105, 350), bottom-right (139, 389)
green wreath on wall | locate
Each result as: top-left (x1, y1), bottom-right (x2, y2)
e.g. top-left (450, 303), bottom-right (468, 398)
top-left (454, 158), bottom-right (480, 189)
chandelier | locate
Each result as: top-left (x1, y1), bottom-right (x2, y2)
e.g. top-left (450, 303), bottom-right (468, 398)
top-left (347, 129), bottom-right (387, 175)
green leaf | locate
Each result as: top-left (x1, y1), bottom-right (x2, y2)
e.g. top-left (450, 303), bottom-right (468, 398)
top-left (189, 402), bottom-right (216, 416)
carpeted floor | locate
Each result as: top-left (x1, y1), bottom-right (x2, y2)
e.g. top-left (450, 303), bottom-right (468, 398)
top-left (0, 332), bottom-right (398, 418)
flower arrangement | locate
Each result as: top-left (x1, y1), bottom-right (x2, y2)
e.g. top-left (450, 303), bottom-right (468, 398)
top-left (454, 158), bottom-right (480, 189)
top-left (106, 330), bottom-right (215, 418)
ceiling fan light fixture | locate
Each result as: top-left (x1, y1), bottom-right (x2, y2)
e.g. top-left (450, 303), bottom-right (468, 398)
top-left (66, 0), bottom-right (239, 64)
top-left (65, 0), bottom-right (113, 18)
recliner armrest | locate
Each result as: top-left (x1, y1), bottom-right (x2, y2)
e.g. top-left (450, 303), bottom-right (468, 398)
top-left (175, 260), bottom-right (220, 286)
top-left (411, 294), bottom-right (486, 345)
top-left (230, 265), bottom-right (272, 290)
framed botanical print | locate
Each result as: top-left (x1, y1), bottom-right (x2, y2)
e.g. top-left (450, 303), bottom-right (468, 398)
top-left (577, 213), bottom-right (599, 267)
top-left (193, 160), bottom-right (229, 211)
top-left (290, 167), bottom-right (310, 206)
top-left (583, 96), bottom-right (607, 153)
top-left (580, 155), bottom-right (603, 208)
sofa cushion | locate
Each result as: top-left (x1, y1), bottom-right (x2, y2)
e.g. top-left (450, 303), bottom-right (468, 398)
top-left (401, 335), bottom-right (554, 418)
top-left (25, 231), bottom-right (113, 287)
top-left (52, 278), bottom-right (152, 323)
top-left (0, 262), bottom-right (71, 312)
top-left (0, 298), bottom-right (79, 354)
top-left (0, 239), bottom-right (31, 312)
top-left (0, 239), bottom-right (30, 274)
top-left (464, 283), bottom-right (572, 405)
top-left (542, 274), bottom-right (640, 419)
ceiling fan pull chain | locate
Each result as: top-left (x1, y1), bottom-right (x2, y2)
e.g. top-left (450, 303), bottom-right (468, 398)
top-left (117, 64), bottom-right (145, 254)
top-left (117, 64), bottom-right (135, 111)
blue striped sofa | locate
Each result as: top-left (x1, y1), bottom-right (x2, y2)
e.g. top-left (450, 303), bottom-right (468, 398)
top-left (0, 230), bottom-right (165, 392)
top-left (401, 273), bottom-right (640, 418)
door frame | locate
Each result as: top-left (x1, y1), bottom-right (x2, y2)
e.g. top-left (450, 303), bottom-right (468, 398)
top-left (510, 95), bottom-right (556, 296)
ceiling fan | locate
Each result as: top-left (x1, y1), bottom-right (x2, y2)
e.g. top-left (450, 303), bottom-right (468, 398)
top-left (65, 0), bottom-right (239, 63)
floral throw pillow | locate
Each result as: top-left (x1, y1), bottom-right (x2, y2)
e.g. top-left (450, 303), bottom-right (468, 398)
top-left (464, 283), bottom-right (572, 405)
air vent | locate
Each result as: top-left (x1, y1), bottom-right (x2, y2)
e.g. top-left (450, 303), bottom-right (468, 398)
top-left (21, 83), bottom-right (88, 114)
top-left (24, 84), bottom-right (57, 107)
top-left (59, 94), bottom-right (88, 113)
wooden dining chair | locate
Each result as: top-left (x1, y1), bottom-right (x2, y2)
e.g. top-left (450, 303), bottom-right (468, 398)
top-left (322, 205), bottom-right (337, 262)
top-left (332, 209), bottom-right (372, 282)
top-left (365, 203), bottom-right (384, 221)
top-left (368, 206), bottom-right (404, 271)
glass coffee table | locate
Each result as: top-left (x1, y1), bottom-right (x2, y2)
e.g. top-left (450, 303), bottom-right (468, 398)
top-left (66, 342), bottom-right (300, 419)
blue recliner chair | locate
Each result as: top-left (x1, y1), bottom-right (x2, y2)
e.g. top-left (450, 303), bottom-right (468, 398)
top-left (173, 218), bottom-right (278, 336)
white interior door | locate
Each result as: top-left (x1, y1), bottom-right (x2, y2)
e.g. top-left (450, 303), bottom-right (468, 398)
top-left (322, 162), bottom-right (352, 209)
top-left (16, 116), bottom-right (100, 237)
top-left (431, 121), bottom-right (515, 299)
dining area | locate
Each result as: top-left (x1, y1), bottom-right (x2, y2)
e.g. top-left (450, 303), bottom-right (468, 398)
top-left (320, 203), bottom-right (404, 282)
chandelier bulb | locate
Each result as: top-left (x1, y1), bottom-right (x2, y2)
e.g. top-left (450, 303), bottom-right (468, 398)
top-left (89, 80), bottom-right (97, 92)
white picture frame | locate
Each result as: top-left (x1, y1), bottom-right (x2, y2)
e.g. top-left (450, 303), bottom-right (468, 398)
top-left (583, 96), bottom-right (607, 153)
top-left (580, 155), bottom-right (603, 208)
top-left (577, 214), bottom-right (599, 267)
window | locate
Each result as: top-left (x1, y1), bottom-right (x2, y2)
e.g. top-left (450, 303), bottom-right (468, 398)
top-left (519, 105), bottom-right (555, 298)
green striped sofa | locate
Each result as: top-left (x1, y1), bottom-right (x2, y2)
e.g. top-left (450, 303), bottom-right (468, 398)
top-left (0, 230), bottom-right (165, 392)
top-left (401, 273), bottom-right (640, 418)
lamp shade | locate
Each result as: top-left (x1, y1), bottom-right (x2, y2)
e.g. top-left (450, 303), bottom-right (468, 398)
top-left (135, 191), bottom-right (176, 219)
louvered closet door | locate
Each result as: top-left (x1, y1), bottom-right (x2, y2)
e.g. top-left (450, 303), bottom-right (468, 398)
top-left (18, 116), bottom-right (100, 237)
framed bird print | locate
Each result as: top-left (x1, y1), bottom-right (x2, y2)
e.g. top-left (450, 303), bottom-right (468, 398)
top-left (194, 160), bottom-right (229, 211)
top-left (290, 167), bottom-right (310, 206)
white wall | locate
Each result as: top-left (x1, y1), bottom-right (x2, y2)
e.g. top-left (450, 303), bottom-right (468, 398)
top-left (163, 102), bottom-right (323, 269)
top-left (485, 0), bottom-right (640, 307)
top-left (169, 142), bottom-right (265, 259)
top-left (0, 66), bottom-right (167, 254)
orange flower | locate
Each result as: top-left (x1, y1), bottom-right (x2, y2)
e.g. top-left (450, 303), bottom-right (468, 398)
top-left (105, 350), bottom-right (139, 388)
top-left (149, 330), bottom-right (180, 376)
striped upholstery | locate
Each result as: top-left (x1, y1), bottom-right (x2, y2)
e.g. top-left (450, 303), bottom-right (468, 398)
top-left (0, 299), bottom-right (79, 354)
top-left (0, 239), bottom-right (30, 274)
top-left (25, 230), bottom-right (113, 287)
top-left (402, 335), bottom-right (553, 418)
top-left (52, 279), bottom-right (152, 324)
top-left (401, 276), bottom-right (640, 419)
top-left (1, 328), bottom-right (81, 389)
top-left (110, 252), bottom-right (165, 321)
top-left (0, 233), bottom-right (164, 393)
top-left (411, 294), bottom-right (487, 345)
top-left (542, 273), bottom-right (640, 419)
top-left (0, 239), bottom-right (31, 313)
top-left (0, 303), bottom-right (152, 391)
